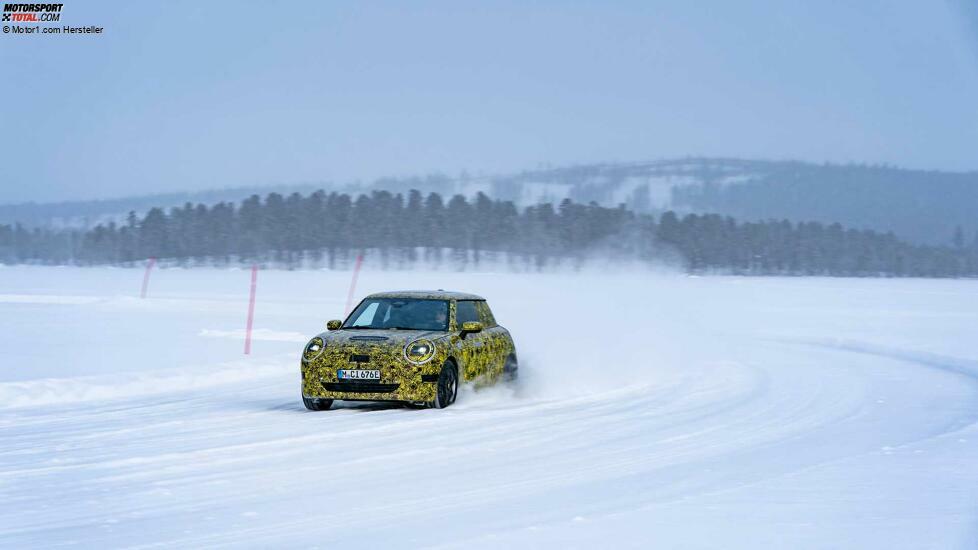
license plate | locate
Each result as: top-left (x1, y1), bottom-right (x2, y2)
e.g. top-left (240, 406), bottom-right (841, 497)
top-left (337, 369), bottom-right (380, 380)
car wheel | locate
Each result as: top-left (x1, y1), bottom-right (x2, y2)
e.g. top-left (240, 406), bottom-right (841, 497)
top-left (503, 354), bottom-right (518, 382)
top-left (429, 362), bottom-right (458, 409)
top-left (303, 397), bottom-right (333, 411)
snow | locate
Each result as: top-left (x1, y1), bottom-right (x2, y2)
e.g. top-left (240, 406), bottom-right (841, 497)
top-left (1, 266), bottom-right (977, 548)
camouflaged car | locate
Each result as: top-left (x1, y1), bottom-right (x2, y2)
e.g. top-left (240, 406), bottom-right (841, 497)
top-left (300, 290), bottom-right (517, 410)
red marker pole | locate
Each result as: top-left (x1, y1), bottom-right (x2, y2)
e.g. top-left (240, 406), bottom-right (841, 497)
top-left (140, 257), bottom-right (157, 299)
top-left (244, 264), bottom-right (258, 355)
top-left (344, 253), bottom-right (364, 315)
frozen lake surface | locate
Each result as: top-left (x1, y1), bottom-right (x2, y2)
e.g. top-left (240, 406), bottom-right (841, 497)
top-left (1, 266), bottom-right (977, 548)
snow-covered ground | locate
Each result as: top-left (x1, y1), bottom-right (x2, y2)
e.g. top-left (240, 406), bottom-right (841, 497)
top-left (2, 266), bottom-right (977, 549)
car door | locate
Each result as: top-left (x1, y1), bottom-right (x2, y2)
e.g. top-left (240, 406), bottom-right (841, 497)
top-left (475, 300), bottom-right (508, 380)
top-left (455, 300), bottom-right (488, 380)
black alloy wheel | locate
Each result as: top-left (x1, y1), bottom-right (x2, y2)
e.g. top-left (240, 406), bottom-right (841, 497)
top-left (432, 363), bottom-right (458, 409)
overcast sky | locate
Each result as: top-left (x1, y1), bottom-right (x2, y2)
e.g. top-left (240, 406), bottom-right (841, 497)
top-left (1, 0), bottom-right (977, 203)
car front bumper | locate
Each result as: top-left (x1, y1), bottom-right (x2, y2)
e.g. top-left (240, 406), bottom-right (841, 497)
top-left (301, 367), bottom-right (439, 403)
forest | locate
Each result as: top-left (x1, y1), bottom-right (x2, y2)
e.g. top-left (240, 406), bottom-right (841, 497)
top-left (1, 189), bottom-right (976, 277)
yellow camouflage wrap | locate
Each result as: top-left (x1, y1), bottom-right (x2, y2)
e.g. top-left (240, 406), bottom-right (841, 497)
top-left (300, 291), bottom-right (516, 404)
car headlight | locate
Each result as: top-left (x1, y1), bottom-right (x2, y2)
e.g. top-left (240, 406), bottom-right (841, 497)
top-left (302, 337), bottom-right (325, 362)
top-left (404, 339), bottom-right (436, 364)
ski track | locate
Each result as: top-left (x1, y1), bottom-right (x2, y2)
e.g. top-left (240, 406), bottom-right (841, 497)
top-left (1, 267), bottom-right (977, 548)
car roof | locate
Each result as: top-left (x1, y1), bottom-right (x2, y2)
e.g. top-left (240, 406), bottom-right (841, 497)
top-left (364, 290), bottom-right (486, 301)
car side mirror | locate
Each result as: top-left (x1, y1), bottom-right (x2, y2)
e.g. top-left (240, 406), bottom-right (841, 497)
top-left (460, 321), bottom-right (483, 337)
top-left (326, 320), bottom-right (342, 331)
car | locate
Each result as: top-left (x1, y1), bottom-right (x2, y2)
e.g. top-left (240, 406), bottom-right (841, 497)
top-left (300, 290), bottom-right (518, 410)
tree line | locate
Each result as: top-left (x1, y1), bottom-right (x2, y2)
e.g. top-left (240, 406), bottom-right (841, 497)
top-left (1, 189), bottom-right (976, 277)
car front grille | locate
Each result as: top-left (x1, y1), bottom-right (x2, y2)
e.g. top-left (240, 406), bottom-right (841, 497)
top-left (322, 382), bottom-right (399, 394)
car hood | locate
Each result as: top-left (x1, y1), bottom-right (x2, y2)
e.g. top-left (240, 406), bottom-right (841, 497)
top-left (320, 328), bottom-right (449, 347)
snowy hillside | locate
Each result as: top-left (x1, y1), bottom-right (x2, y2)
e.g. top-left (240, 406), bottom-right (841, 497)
top-left (1, 266), bottom-right (977, 548)
top-left (6, 158), bottom-right (976, 245)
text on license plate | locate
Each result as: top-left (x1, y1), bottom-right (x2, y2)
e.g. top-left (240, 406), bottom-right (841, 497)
top-left (337, 369), bottom-right (381, 380)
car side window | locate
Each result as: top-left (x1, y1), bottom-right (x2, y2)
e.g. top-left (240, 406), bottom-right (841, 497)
top-left (456, 300), bottom-right (480, 326)
top-left (476, 301), bottom-right (497, 327)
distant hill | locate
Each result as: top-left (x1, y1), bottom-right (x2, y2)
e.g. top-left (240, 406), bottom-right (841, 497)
top-left (665, 160), bottom-right (978, 246)
top-left (468, 159), bottom-right (978, 245)
top-left (0, 184), bottom-right (326, 230)
top-left (3, 158), bottom-right (976, 245)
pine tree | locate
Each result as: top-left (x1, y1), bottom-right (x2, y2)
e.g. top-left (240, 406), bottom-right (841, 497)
top-left (953, 225), bottom-right (965, 249)
top-left (139, 208), bottom-right (169, 259)
top-left (423, 192), bottom-right (447, 266)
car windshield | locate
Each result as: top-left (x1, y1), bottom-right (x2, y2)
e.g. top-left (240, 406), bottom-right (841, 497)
top-left (343, 298), bottom-right (449, 331)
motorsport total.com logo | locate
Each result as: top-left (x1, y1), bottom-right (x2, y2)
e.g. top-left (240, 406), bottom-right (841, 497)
top-left (2, 3), bottom-right (63, 22)
top-left (3, 3), bottom-right (103, 35)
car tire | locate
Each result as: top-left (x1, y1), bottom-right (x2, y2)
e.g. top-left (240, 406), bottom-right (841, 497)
top-left (503, 354), bottom-right (518, 382)
top-left (303, 397), bottom-right (333, 411)
top-left (428, 362), bottom-right (458, 409)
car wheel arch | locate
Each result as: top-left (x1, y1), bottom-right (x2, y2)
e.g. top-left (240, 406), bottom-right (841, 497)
top-left (445, 356), bottom-right (460, 376)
